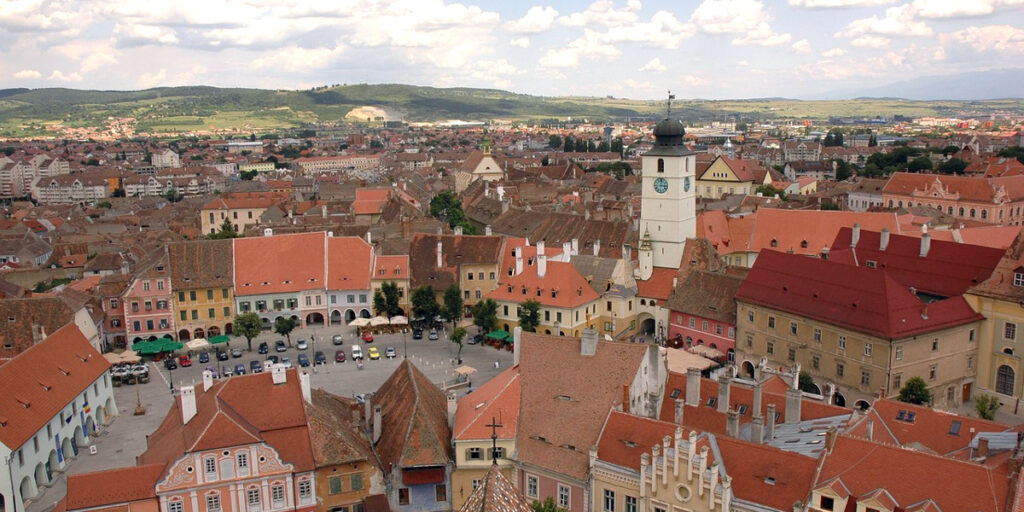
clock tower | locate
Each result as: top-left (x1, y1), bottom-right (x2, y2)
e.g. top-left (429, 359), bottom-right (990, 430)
top-left (639, 115), bottom-right (696, 269)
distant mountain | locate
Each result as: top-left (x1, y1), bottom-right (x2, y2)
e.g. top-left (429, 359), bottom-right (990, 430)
top-left (815, 69), bottom-right (1024, 101)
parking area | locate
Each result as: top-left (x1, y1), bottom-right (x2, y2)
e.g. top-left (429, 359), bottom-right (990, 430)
top-left (27, 324), bottom-right (514, 512)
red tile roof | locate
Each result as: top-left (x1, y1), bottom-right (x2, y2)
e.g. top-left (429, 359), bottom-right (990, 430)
top-left (595, 410), bottom-right (693, 471)
top-left (845, 398), bottom-right (1009, 456)
top-left (373, 255), bottom-right (409, 280)
top-left (736, 250), bottom-right (983, 340)
top-left (635, 267), bottom-right (678, 300)
top-left (373, 360), bottom-right (452, 470)
top-left (327, 236), bottom-right (372, 290)
top-left (233, 232), bottom-right (326, 295)
top-left (885, 172), bottom-right (1024, 202)
top-left (0, 324), bottom-right (109, 449)
top-left (715, 435), bottom-right (817, 511)
top-left (486, 260), bottom-right (598, 309)
top-left (454, 367), bottom-right (519, 441)
top-left (64, 464), bottom-right (164, 511)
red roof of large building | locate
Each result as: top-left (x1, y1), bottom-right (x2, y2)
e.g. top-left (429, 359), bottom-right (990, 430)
top-left (454, 367), bottom-right (519, 441)
top-left (233, 232), bottom-right (326, 295)
top-left (64, 464), bottom-right (164, 511)
top-left (736, 250), bottom-right (983, 340)
top-left (327, 236), bottom-right (372, 290)
top-left (884, 172), bottom-right (1024, 202)
top-left (487, 259), bottom-right (598, 309)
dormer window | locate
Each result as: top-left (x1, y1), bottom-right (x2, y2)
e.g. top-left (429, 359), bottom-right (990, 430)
top-left (1014, 272), bottom-right (1024, 287)
top-left (770, 239), bottom-right (778, 248)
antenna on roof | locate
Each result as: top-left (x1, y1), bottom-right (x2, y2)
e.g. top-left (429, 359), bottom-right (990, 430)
top-left (667, 90), bottom-right (675, 118)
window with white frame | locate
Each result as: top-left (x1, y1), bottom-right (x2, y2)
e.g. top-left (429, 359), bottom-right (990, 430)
top-left (625, 496), bottom-right (637, 512)
top-left (1007, 322), bottom-right (1017, 340)
top-left (558, 484), bottom-right (570, 508)
top-left (271, 485), bottom-right (285, 508)
top-left (204, 457), bottom-right (217, 478)
top-left (206, 494), bottom-right (222, 512)
top-left (237, 452), bottom-right (248, 470)
top-left (169, 501), bottom-right (183, 512)
top-left (603, 489), bottom-right (615, 512)
top-left (1015, 272), bottom-right (1024, 287)
top-left (895, 346), bottom-right (903, 360)
top-left (864, 343), bottom-right (872, 357)
top-left (526, 476), bottom-right (538, 498)
top-left (298, 480), bottom-right (312, 500)
top-left (838, 336), bottom-right (847, 350)
top-left (247, 489), bottom-right (261, 511)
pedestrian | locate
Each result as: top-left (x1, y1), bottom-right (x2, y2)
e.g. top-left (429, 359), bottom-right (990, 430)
top-left (494, 360), bottom-right (499, 369)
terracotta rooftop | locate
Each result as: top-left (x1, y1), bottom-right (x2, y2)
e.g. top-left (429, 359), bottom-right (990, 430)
top-left (168, 239), bottom-right (233, 289)
top-left (0, 297), bottom-right (77, 361)
top-left (233, 232), bottom-right (326, 295)
top-left (64, 464), bottom-right (164, 511)
top-left (305, 388), bottom-right (376, 466)
top-left (327, 236), bottom-right (373, 290)
top-left (458, 464), bottom-right (533, 512)
top-left (372, 359), bottom-right (452, 470)
top-left (665, 270), bottom-right (745, 324)
top-left (454, 366), bottom-right (519, 441)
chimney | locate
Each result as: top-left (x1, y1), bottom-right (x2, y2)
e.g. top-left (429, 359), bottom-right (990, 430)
top-left (537, 240), bottom-right (545, 257)
top-left (515, 247), bottom-right (524, 275)
top-left (686, 368), bottom-right (701, 407)
top-left (120, 259), bottom-right (130, 275)
top-left (321, 205), bottom-right (327, 217)
top-left (513, 326), bottom-right (522, 366)
top-left (202, 369), bottom-right (214, 392)
top-left (674, 398), bottom-right (685, 424)
top-left (922, 223), bottom-right (928, 234)
top-left (299, 371), bottom-right (311, 404)
top-left (287, 209), bottom-right (293, 219)
top-left (366, 231), bottom-right (372, 245)
top-left (753, 380), bottom-right (763, 417)
top-left (447, 392), bottom-right (458, 428)
top-left (920, 233), bottom-right (931, 257)
top-left (751, 415), bottom-right (764, 444)
top-left (581, 328), bottom-right (598, 356)
top-left (726, 409), bottom-right (739, 438)
top-left (766, 404), bottom-right (777, 441)
top-left (585, 209), bottom-right (591, 220)
top-left (879, 228), bottom-right (890, 251)
top-left (180, 385), bottom-right (197, 424)
top-left (785, 388), bottom-right (802, 423)
top-left (717, 373), bottom-right (731, 414)
top-left (485, 225), bottom-right (492, 236)
top-left (328, 231), bottom-right (334, 237)
top-left (562, 241), bottom-right (572, 258)
top-left (662, 436), bottom-right (671, 486)
top-left (272, 364), bottom-right (286, 385)
top-left (593, 239), bottom-right (601, 256)
top-left (372, 405), bottom-right (383, 444)
top-left (824, 427), bottom-right (838, 453)
top-left (851, 223), bottom-right (860, 248)
top-left (622, 385), bottom-right (630, 414)
top-left (436, 240), bottom-right (443, 268)
top-left (263, 228), bottom-right (273, 237)
top-left (538, 253), bottom-right (547, 278)
top-left (865, 418), bottom-right (874, 441)
top-left (979, 437), bottom-right (990, 458)
top-left (454, 225), bottom-right (463, 236)
top-left (673, 428), bottom-right (683, 477)
top-left (571, 238), bottom-right (579, 255)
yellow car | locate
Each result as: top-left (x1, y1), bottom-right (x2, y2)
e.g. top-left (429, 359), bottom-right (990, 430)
top-left (367, 347), bottom-right (381, 360)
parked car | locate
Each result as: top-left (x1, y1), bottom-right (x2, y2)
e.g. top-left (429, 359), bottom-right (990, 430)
top-left (314, 351), bottom-right (327, 365)
top-left (258, 342), bottom-right (269, 354)
top-left (267, 355), bottom-right (279, 364)
top-left (178, 354), bottom-right (192, 367)
top-left (216, 350), bottom-right (229, 361)
top-left (199, 352), bottom-right (210, 363)
top-left (231, 347), bottom-right (243, 358)
top-left (280, 356), bottom-right (293, 368)
top-left (469, 334), bottom-right (483, 345)
top-left (250, 360), bottom-right (263, 373)
top-left (205, 366), bottom-right (219, 378)
top-left (297, 353), bottom-right (311, 367)
top-left (351, 345), bottom-right (363, 360)
top-left (428, 328), bottom-right (439, 340)
top-left (275, 340), bottom-right (287, 352)
top-left (332, 334), bottom-right (344, 345)
top-left (296, 339), bottom-right (308, 350)
top-left (235, 363), bottom-right (247, 375)
top-left (367, 347), bottom-right (381, 360)
top-left (412, 328), bottom-right (423, 340)
top-left (385, 347), bottom-right (397, 359)
top-left (335, 350), bottom-right (346, 363)
top-left (362, 331), bottom-right (374, 343)
top-left (163, 358), bottom-right (178, 370)
top-left (221, 365), bottom-right (234, 377)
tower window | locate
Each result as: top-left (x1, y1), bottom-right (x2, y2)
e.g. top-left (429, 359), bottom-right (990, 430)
top-left (657, 158), bottom-right (664, 173)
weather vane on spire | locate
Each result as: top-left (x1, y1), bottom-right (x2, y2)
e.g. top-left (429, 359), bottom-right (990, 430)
top-left (667, 90), bottom-right (675, 118)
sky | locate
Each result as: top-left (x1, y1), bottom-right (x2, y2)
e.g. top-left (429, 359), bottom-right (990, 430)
top-left (1, 0), bottom-right (1023, 99)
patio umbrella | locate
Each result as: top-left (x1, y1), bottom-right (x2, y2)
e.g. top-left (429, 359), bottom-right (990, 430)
top-left (186, 338), bottom-right (211, 352)
top-left (454, 365), bottom-right (477, 376)
top-left (156, 337), bottom-right (184, 352)
top-left (349, 318), bottom-right (371, 327)
top-left (209, 335), bottom-right (231, 345)
top-left (133, 341), bottom-right (162, 355)
top-left (117, 350), bottom-right (141, 364)
top-left (389, 315), bottom-right (408, 325)
top-left (486, 330), bottom-right (510, 340)
top-left (370, 316), bottom-right (390, 326)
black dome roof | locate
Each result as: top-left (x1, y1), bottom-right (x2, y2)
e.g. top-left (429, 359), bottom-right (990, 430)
top-left (653, 118), bottom-right (685, 137)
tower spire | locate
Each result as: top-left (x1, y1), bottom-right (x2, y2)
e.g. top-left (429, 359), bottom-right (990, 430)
top-left (667, 90), bottom-right (675, 118)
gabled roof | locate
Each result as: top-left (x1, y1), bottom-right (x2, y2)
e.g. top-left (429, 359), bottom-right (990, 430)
top-left (829, 227), bottom-right (1003, 298)
top-left (233, 232), bottom-right (326, 295)
top-left (595, 410), bottom-right (691, 471)
top-left (714, 434), bottom-right (817, 511)
top-left (968, 231), bottom-right (1024, 301)
top-left (458, 464), bottom-right (532, 512)
top-left (884, 172), bottom-right (1024, 202)
top-left (0, 297), bottom-right (77, 362)
top-left (327, 236), bottom-right (373, 290)
top-left (0, 324), bottom-right (109, 449)
top-left (64, 464), bottom-right (164, 511)
top-left (454, 367), bottom-right (519, 441)
top-left (168, 239), bottom-right (233, 289)
top-left (373, 360), bottom-right (452, 470)
top-left (665, 270), bottom-right (744, 324)
top-left (736, 250), bottom-right (983, 340)
top-left (305, 389), bottom-right (376, 466)
top-left (486, 259), bottom-right (599, 309)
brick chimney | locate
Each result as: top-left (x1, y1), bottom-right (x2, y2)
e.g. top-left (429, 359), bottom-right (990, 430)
top-left (785, 387), bottom-right (802, 423)
top-left (622, 385), bottom-right (630, 414)
top-left (180, 385), bottom-right (197, 424)
top-left (920, 233), bottom-right (931, 257)
top-left (717, 373), bottom-right (731, 413)
top-left (880, 228), bottom-right (890, 251)
top-left (436, 240), bottom-right (443, 268)
top-left (674, 398), bottom-right (684, 424)
top-left (851, 223), bottom-right (860, 248)
top-left (979, 437), bottom-right (990, 458)
top-left (686, 368), bottom-right (701, 407)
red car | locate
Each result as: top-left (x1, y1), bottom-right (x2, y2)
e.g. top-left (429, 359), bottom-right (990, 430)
top-left (361, 331), bottom-right (374, 343)
top-left (178, 354), bottom-right (192, 367)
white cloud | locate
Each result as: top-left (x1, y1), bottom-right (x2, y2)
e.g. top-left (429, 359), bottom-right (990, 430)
top-left (252, 44), bottom-right (346, 72)
top-left (821, 47), bottom-right (846, 57)
top-left (789, 0), bottom-right (895, 6)
top-left (509, 37), bottom-right (530, 48)
top-left (851, 35), bottom-right (891, 48)
top-left (48, 70), bottom-right (82, 82)
top-left (798, 43), bottom-right (944, 80)
top-left (912, 0), bottom-right (1024, 18)
top-left (539, 8), bottom-right (692, 69)
top-left (136, 64), bottom-right (207, 89)
top-left (539, 29), bottom-right (621, 68)
top-left (836, 4), bottom-right (932, 38)
top-left (949, 25), bottom-right (1024, 52)
top-left (13, 69), bottom-right (41, 79)
top-left (691, 0), bottom-right (793, 47)
top-left (506, 6), bottom-right (559, 34)
top-left (558, 0), bottom-right (642, 28)
top-left (681, 75), bottom-right (709, 86)
top-left (640, 57), bottom-right (667, 72)
top-left (791, 39), bottom-right (812, 53)
top-left (112, 23), bottom-right (179, 46)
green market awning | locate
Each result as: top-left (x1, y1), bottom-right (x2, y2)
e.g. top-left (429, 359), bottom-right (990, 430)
top-left (156, 338), bottom-right (183, 352)
top-left (132, 341), bottom-right (161, 355)
top-left (486, 330), bottom-right (510, 340)
top-left (209, 335), bottom-right (231, 344)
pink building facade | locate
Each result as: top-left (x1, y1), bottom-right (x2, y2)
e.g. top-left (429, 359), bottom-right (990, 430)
top-left (667, 311), bottom-right (735, 360)
top-left (124, 256), bottom-right (176, 342)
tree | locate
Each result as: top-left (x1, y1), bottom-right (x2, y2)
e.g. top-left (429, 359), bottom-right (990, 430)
top-left (412, 286), bottom-right (440, 321)
top-left (373, 289), bottom-right (388, 316)
top-left (897, 376), bottom-right (932, 405)
top-left (541, 155), bottom-right (550, 166)
top-left (164, 188), bottom-right (183, 202)
top-left (240, 170), bottom-right (259, 180)
top-left (908, 156), bottom-right (933, 173)
top-left (234, 312), bottom-right (262, 352)
top-left (975, 394), bottom-right (1001, 420)
top-left (833, 159), bottom-right (853, 181)
top-left (531, 497), bottom-right (567, 512)
top-left (208, 218), bottom-right (239, 240)
top-left (735, 122), bottom-right (748, 133)
top-left (442, 284), bottom-right (464, 327)
top-left (798, 371), bottom-right (819, 394)
top-left (610, 137), bottom-right (624, 155)
top-left (112, 187), bottom-right (126, 198)
top-left (472, 299), bottom-right (498, 333)
top-left (938, 158), bottom-right (967, 175)
top-left (96, 201), bottom-right (112, 209)
top-left (429, 190), bottom-right (474, 233)
top-left (548, 134), bottom-right (562, 149)
top-left (755, 184), bottom-right (786, 200)
top-left (379, 281), bottom-right (401, 317)
top-left (519, 299), bottom-right (541, 333)
top-left (450, 326), bottom-right (467, 364)
top-left (274, 316), bottom-right (297, 347)
top-left (997, 146), bottom-right (1024, 165)
top-left (868, 134), bottom-right (878, 147)
top-left (563, 136), bottom-right (573, 152)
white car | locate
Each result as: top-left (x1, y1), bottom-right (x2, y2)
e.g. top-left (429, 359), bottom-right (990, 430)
top-left (351, 344), bottom-right (363, 360)
top-left (296, 339), bottom-right (308, 350)
top-left (280, 356), bottom-right (293, 368)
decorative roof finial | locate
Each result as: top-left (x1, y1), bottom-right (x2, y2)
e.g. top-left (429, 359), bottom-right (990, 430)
top-left (486, 415), bottom-right (504, 466)
top-left (667, 90), bottom-right (675, 118)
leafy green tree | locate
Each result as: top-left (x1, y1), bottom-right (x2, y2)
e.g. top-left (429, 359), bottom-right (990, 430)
top-left (755, 184), bottom-right (787, 200)
top-left (563, 136), bottom-right (573, 152)
top-left (234, 312), bottom-right (263, 352)
top-left (833, 159), bottom-right (853, 181)
top-left (96, 201), bottom-right (112, 209)
top-left (548, 134), bottom-right (562, 149)
top-left (412, 285), bottom-right (440, 321)
top-left (897, 377), bottom-right (932, 405)
top-left (938, 158), bottom-right (967, 175)
top-left (208, 218), bottom-right (239, 240)
top-left (868, 134), bottom-right (878, 147)
top-left (274, 316), bottom-right (297, 347)
top-left (997, 146), bottom-right (1024, 165)
top-left (450, 326), bottom-right (467, 363)
top-left (240, 170), bottom-right (258, 180)
top-left (373, 289), bottom-right (388, 316)
top-left (519, 299), bottom-right (541, 333)
top-left (164, 187), bottom-right (183, 202)
top-left (472, 299), bottom-right (498, 333)
top-left (735, 122), bottom-right (748, 133)
top-left (442, 284), bottom-right (464, 326)
top-left (798, 371), bottom-right (819, 394)
top-left (908, 156), bottom-right (933, 173)
top-left (531, 497), bottom-right (567, 512)
top-left (975, 394), bottom-right (1001, 420)
top-left (379, 281), bottom-right (402, 316)
top-left (112, 187), bottom-right (126, 198)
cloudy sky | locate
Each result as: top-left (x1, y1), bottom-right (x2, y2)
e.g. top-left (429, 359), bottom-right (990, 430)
top-left (1, 0), bottom-right (1022, 99)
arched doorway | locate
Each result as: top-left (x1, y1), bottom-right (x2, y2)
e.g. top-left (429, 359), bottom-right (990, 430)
top-left (73, 425), bottom-right (86, 449)
top-left (85, 415), bottom-right (96, 437)
top-left (345, 309), bottom-right (356, 323)
top-left (20, 476), bottom-right (35, 502)
top-left (178, 330), bottom-right (191, 341)
top-left (638, 315), bottom-right (655, 335)
top-left (854, 399), bottom-right (871, 411)
top-left (833, 392), bottom-right (847, 407)
top-left (359, 309), bottom-right (371, 319)
top-left (305, 312), bottom-right (324, 326)
top-left (224, 323), bottom-right (233, 335)
top-left (132, 337), bottom-right (143, 343)
top-left (193, 328), bottom-right (205, 339)
top-left (47, 450), bottom-right (59, 477)
top-left (997, 365), bottom-right (1015, 395)
top-left (1, 488), bottom-right (6, 512)
top-left (544, 329), bottom-right (551, 335)
top-left (330, 310), bottom-right (342, 325)
top-left (105, 398), bottom-right (116, 422)
top-left (207, 326), bottom-right (221, 337)
top-left (61, 436), bottom-right (74, 462)
top-left (260, 317), bottom-right (271, 329)
top-left (33, 462), bottom-right (47, 489)
top-left (741, 361), bottom-right (755, 378)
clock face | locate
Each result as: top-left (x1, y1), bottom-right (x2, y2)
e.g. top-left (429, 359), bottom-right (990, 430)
top-left (654, 177), bottom-right (669, 194)
top-left (684, 176), bottom-right (691, 192)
